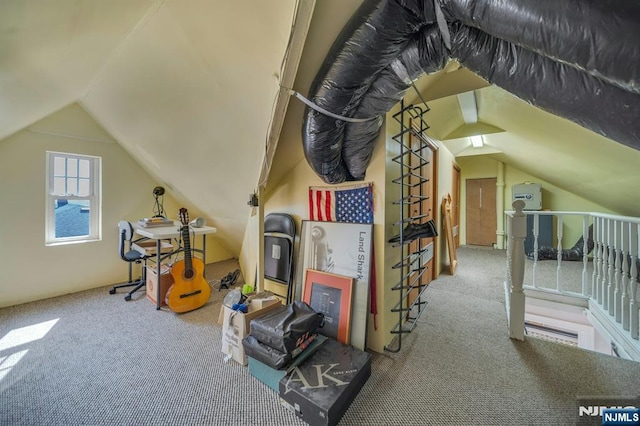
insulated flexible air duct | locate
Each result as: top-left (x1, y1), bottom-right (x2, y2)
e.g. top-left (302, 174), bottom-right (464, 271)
top-left (302, 0), bottom-right (640, 184)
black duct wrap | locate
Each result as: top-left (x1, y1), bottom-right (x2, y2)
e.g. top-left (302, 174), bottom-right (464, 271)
top-left (450, 23), bottom-right (640, 148)
top-left (302, 0), bottom-right (640, 184)
top-left (442, 0), bottom-right (640, 93)
top-left (528, 225), bottom-right (594, 261)
top-left (529, 225), bottom-right (640, 282)
top-left (303, 0), bottom-right (439, 184)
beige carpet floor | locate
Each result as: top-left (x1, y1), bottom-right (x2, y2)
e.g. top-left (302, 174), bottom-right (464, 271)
top-left (1, 248), bottom-right (638, 425)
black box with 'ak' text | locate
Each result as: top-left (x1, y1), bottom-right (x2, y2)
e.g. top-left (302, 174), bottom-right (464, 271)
top-left (278, 338), bottom-right (372, 426)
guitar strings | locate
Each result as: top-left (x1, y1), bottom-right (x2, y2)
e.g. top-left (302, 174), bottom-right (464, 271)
top-left (178, 225), bottom-right (217, 288)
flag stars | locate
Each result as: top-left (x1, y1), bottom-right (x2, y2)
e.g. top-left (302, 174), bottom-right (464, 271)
top-left (312, 184), bottom-right (373, 224)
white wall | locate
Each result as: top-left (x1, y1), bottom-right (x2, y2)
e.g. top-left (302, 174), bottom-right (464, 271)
top-left (0, 103), bottom-right (230, 307)
top-left (456, 156), bottom-right (618, 247)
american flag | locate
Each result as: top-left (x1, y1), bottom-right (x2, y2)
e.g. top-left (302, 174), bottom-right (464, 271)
top-left (308, 181), bottom-right (377, 328)
top-left (308, 183), bottom-right (373, 224)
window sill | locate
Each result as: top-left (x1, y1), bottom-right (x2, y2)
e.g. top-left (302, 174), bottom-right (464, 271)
top-left (45, 237), bottom-right (101, 247)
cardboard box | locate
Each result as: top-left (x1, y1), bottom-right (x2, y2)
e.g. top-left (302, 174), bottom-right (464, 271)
top-left (248, 335), bottom-right (327, 392)
top-left (133, 240), bottom-right (174, 256)
top-left (146, 264), bottom-right (174, 306)
top-left (279, 338), bottom-right (372, 426)
top-left (249, 295), bottom-right (280, 310)
top-left (221, 299), bottom-right (282, 366)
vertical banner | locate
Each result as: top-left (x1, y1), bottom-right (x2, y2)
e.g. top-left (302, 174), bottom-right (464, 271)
top-left (296, 221), bottom-right (373, 351)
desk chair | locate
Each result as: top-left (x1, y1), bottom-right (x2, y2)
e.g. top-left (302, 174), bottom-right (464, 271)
top-left (109, 220), bottom-right (153, 301)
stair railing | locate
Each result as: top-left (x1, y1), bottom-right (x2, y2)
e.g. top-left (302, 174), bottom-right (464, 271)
top-left (505, 207), bottom-right (640, 359)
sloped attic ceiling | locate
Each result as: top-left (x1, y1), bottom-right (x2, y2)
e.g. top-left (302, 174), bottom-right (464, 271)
top-left (0, 0), bottom-right (155, 140)
top-left (272, 0), bottom-right (640, 217)
top-left (0, 0), bottom-right (308, 254)
top-left (2, 0), bottom-right (639, 260)
top-left (413, 84), bottom-right (640, 216)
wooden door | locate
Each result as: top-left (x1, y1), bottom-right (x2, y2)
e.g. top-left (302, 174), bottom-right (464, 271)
top-left (407, 131), bottom-right (437, 308)
top-left (466, 178), bottom-right (497, 247)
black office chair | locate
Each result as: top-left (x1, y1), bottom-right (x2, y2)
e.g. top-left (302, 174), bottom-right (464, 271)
top-left (109, 220), bottom-right (153, 301)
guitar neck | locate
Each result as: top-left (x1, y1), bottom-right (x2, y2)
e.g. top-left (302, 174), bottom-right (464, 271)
top-left (181, 225), bottom-right (192, 269)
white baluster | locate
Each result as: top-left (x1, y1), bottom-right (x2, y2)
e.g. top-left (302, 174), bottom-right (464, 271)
top-left (506, 213), bottom-right (512, 291)
top-left (532, 214), bottom-right (539, 288)
top-left (602, 218), bottom-right (610, 310)
top-left (581, 216), bottom-right (590, 296)
top-left (509, 201), bottom-right (527, 341)
top-left (600, 217), bottom-right (609, 306)
top-left (556, 214), bottom-right (563, 292)
top-left (613, 220), bottom-right (621, 321)
top-left (592, 217), bottom-right (600, 302)
top-left (620, 221), bottom-right (629, 330)
top-left (608, 219), bottom-right (615, 315)
top-left (630, 223), bottom-right (639, 340)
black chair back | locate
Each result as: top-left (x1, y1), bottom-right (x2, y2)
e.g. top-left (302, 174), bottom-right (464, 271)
top-left (118, 220), bottom-right (135, 262)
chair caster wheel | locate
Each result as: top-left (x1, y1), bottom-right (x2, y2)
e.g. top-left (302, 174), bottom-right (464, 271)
top-left (124, 295), bottom-right (132, 301)
top-left (109, 288), bottom-right (116, 295)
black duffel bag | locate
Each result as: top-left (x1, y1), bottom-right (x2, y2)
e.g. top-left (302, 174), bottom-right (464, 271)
top-left (242, 335), bottom-right (291, 370)
top-left (249, 301), bottom-right (324, 354)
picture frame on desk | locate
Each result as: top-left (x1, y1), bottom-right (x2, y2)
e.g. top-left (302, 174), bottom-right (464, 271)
top-left (303, 269), bottom-right (354, 345)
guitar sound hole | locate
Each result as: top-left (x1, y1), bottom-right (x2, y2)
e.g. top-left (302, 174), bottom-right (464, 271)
top-left (184, 270), bottom-right (194, 279)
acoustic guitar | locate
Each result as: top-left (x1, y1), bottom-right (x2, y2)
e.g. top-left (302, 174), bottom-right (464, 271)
top-left (166, 208), bottom-right (211, 313)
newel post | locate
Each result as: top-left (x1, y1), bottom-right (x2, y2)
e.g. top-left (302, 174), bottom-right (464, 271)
top-left (509, 200), bottom-right (527, 340)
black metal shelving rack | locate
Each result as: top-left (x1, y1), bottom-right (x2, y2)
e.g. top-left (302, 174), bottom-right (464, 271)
top-left (384, 99), bottom-right (432, 353)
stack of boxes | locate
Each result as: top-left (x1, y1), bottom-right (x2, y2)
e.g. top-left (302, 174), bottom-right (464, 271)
top-left (219, 294), bottom-right (282, 365)
top-left (278, 338), bottom-right (372, 426)
top-left (220, 298), bottom-right (372, 426)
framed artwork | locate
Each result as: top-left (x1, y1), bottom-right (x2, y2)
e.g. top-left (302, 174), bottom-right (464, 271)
top-left (303, 269), bottom-right (354, 345)
top-left (295, 221), bottom-right (373, 351)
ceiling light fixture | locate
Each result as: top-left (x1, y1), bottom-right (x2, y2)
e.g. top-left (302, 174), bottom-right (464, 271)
top-left (457, 91), bottom-right (478, 124)
top-left (471, 135), bottom-right (484, 148)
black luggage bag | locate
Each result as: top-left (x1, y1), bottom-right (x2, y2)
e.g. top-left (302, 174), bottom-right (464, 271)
top-left (248, 301), bottom-right (324, 354)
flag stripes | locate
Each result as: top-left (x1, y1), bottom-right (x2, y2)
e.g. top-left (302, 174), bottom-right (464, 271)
top-left (309, 183), bottom-right (373, 224)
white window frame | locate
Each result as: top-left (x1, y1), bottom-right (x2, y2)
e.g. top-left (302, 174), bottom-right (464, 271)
top-left (45, 151), bottom-right (102, 245)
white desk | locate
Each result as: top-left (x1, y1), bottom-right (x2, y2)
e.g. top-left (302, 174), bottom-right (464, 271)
top-left (134, 221), bottom-right (217, 310)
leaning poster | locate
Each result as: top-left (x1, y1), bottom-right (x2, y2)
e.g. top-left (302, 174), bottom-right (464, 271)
top-left (296, 221), bottom-right (373, 351)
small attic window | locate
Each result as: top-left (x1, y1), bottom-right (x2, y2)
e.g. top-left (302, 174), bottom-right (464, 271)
top-left (45, 151), bottom-right (101, 245)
